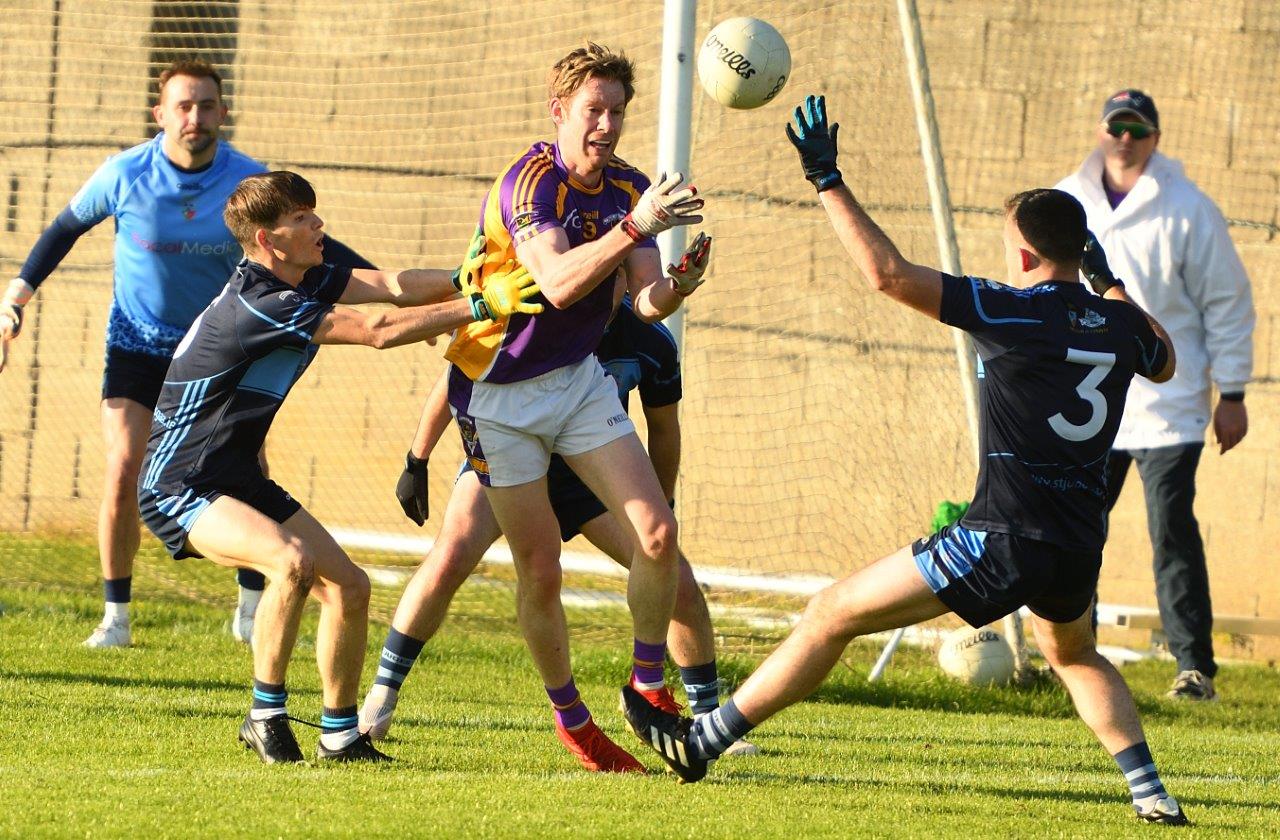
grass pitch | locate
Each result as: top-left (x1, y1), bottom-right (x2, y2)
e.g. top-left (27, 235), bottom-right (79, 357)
top-left (2, 554), bottom-right (1278, 837)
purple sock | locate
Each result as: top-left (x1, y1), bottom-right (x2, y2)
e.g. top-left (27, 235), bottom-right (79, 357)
top-left (546, 678), bottom-right (591, 730)
top-left (632, 639), bottom-right (667, 689)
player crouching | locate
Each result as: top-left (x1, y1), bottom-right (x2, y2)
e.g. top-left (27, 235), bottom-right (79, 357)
top-left (136, 171), bottom-right (540, 764)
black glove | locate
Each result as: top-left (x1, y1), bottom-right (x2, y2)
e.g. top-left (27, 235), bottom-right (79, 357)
top-left (1081, 231), bottom-right (1124, 295)
top-left (395, 452), bottom-right (429, 526)
top-left (785, 94), bottom-right (843, 193)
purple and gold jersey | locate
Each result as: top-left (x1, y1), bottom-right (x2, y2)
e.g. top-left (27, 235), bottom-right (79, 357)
top-left (444, 141), bottom-right (656, 384)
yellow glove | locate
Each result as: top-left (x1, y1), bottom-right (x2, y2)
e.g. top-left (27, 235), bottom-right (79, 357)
top-left (451, 228), bottom-right (488, 291)
top-left (465, 260), bottom-right (544, 321)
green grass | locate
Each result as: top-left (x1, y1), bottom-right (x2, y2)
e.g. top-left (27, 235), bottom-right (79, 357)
top-left (2, 568), bottom-right (1279, 837)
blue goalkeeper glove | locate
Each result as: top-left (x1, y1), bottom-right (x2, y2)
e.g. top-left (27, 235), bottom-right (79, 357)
top-left (1081, 230), bottom-right (1124, 295)
top-left (786, 94), bottom-right (842, 193)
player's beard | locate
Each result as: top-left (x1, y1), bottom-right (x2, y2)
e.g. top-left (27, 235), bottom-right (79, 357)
top-left (178, 129), bottom-right (217, 155)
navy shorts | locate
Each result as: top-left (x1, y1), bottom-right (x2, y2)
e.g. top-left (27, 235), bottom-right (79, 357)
top-left (102, 345), bottom-right (171, 409)
top-left (911, 524), bottom-right (1101, 627)
top-left (460, 454), bottom-right (607, 542)
top-left (139, 478), bottom-right (301, 560)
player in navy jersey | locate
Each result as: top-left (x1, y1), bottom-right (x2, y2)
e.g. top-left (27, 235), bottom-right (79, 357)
top-left (0, 60), bottom-right (373, 648)
top-left (360, 297), bottom-right (756, 770)
top-left (623, 96), bottom-right (1188, 826)
top-left (136, 171), bottom-right (540, 763)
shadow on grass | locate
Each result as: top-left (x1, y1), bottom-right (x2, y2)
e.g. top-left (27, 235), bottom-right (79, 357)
top-left (709, 767), bottom-right (1254, 815)
top-left (2, 668), bottom-right (243, 695)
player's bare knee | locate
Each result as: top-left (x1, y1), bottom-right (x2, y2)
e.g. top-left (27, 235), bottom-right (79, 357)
top-left (517, 560), bottom-right (563, 605)
top-left (637, 513), bottom-right (679, 563)
top-left (274, 539), bottom-right (314, 591)
top-left (802, 586), bottom-right (861, 641)
top-left (339, 564), bottom-right (371, 611)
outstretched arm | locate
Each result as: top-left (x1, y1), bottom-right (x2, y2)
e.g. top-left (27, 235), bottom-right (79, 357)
top-left (787, 95), bottom-right (942, 319)
top-left (315, 262), bottom-right (542, 348)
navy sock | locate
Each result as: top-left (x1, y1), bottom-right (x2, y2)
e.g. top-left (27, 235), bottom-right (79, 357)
top-left (679, 661), bottom-right (721, 716)
top-left (689, 697), bottom-right (754, 760)
top-left (322, 705), bottom-right (359, 734)
top-left (236, 568), bottom-right (266, 591)
top-left (251, 679), bottom-right (287, 719)
top-left (103, 576), bottom-right (132, 604)
top-left (1113, 742), bottom-right (1168, 803)
top-left (374, 628), bottom-right (426, 691)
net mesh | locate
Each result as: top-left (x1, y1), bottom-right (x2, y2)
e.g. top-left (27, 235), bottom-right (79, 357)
top-left (1, 1), bottom-right (1276, 657)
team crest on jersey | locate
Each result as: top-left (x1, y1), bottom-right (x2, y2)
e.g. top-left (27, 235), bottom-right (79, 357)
top-left (182, 200), bottom-right (196, 220)
top-left (1068, 306), bottom-right (1108, 332)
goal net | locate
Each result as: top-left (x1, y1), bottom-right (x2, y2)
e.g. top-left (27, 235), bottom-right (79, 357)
top-left (2, 1), bottom-right (1274, 659)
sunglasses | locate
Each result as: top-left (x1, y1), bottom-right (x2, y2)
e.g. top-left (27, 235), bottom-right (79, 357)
top-left (1105, 121), bottom-right (1156, 140)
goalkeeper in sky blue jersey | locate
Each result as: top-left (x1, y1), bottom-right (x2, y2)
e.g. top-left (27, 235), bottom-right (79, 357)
top-left (0, 60), bottom-right (372, 649)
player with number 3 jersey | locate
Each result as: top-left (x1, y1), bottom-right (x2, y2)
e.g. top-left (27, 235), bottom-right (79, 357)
top-left (623, 94), bottom-right (1190, 827)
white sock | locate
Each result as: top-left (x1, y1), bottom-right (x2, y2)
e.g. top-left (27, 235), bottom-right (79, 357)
top-left (238, 586), bottom-right (262, 614)
top-left (319, 728), bottom-right (360, 751)
top-left (104, 602), bottom-right (129, 624)
top-left (250, 706), bottom-right (286, 721)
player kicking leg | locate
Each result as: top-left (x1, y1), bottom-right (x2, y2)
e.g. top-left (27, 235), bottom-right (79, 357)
top-left (625, 94), bottom-right (1185, 823)
top-left (361, 468), bottom-right (755, 765)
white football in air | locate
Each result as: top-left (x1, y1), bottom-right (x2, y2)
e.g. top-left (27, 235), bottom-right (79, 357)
top-left (697, 17), bottom-right (791, 110)
top-left (938, 626), bottom-right (1015, 687)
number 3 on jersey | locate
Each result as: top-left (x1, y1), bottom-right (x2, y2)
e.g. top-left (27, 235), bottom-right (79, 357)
top-left (1049, 348), bottom-right (1116, 442)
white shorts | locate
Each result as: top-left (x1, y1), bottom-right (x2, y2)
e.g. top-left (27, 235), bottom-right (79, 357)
top-left (448, 355), bottom-right (636, 487)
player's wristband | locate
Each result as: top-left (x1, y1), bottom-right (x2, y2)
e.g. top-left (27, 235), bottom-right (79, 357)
top-left (1220, 391), bottom-right (1245, 403)
top-left (1, 303), bottom-right (22, 338)
top-left (467, 293), bottom-right (492, 322)
top-left (669, 277), bottom-right (695, 298)
top-left (810, 169), bottom-right (843, 193)
top-left (619, 217), bottom-right (646, 243)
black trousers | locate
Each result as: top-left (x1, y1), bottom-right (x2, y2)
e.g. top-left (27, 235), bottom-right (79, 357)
top-left (1106, 443), bottom-right (1216, 677)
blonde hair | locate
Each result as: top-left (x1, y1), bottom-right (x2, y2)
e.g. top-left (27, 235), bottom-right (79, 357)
top-left (224, 171), bottom-right (316, 250)
top-left (547, 42), bottom-right (636, 105)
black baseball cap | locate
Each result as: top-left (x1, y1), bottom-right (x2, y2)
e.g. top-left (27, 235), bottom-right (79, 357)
top-left (1101, 89), bottom-right (1159, 128)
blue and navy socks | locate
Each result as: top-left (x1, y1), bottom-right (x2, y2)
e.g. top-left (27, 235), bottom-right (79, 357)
top-left (679, 661), bottom-right (721, 716)
top-left (688, 698), bottom-right (755, 760)
top-left (103, 576), bottom-right (131, 624)
top-left (320, 705), bottom-right (360, 751)
top-left (1113, 741), bottom-right (1168, 806)
top-left (250, 679), bottom-right (287, 721)
top-left (374, 628), bottom-right (427, 692)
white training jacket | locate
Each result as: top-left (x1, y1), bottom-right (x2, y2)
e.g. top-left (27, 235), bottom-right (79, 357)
top-left (1056, 149), bottom-right (1255, 450)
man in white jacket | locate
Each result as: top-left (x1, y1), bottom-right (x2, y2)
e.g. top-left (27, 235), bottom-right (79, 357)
top-left (1056, 89), bottom-right (1255, 701)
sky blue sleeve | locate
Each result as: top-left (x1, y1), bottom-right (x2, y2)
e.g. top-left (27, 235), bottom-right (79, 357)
top-left (67, 157), bottom-right (124, 226)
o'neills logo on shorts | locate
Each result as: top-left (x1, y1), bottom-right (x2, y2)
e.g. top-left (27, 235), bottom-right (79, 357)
top-left (131, 231), bottom-right (235, 255)
top-left (606, 413), bottom-right (629, 427)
